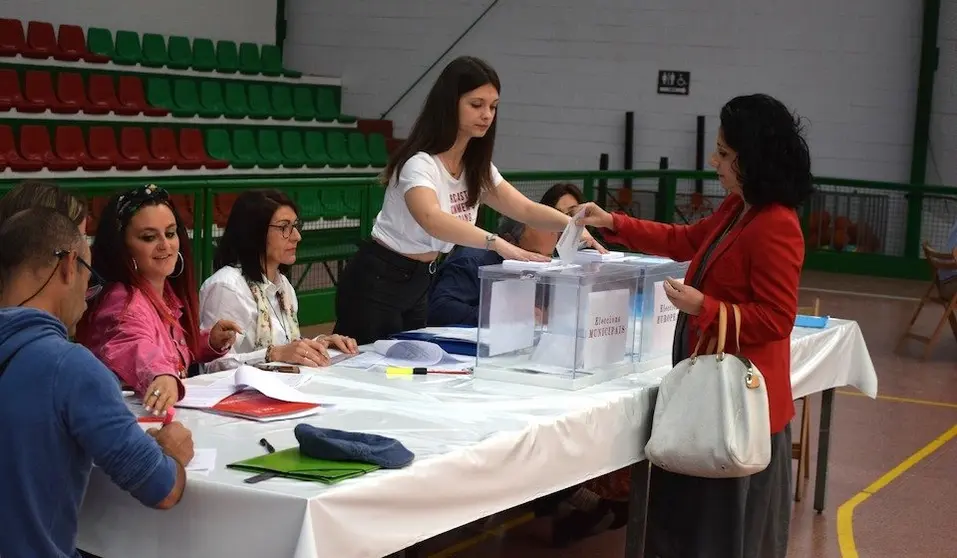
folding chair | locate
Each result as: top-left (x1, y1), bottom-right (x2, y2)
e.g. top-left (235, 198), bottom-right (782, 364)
top-left (792, 297), bottom-right (820, 502)
top-left (896, 241), bottom-right (957, 360)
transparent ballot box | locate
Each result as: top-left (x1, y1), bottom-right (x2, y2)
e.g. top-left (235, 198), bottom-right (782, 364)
top-left (473, 261), bottom-right (641, 390)
top-left (617, 254), bottom-right (691, 369)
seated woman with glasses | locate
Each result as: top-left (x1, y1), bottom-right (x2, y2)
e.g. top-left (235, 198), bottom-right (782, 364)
top-left (199, 189), bottom-right (358, 372)
top-left (76, 184), bottom-right (242, 416)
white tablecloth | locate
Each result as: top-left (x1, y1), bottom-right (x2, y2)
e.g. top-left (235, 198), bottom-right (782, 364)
top-left (78, 318), bottom-right (876, 558)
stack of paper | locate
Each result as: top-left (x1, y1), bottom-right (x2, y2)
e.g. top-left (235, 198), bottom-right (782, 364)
top-left (186, 449), bottom-right (217, 476)
top-left (176, 366), bottom-right (325, 422)
top-left (337, 340), bottom-right (473, 370)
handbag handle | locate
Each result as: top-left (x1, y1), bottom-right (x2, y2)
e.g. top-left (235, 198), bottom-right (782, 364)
top-left (690, 302), bottom-right (743, 357)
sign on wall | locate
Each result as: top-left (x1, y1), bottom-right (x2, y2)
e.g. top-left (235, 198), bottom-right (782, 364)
top-left (657, 70), bottom-right (690, 95)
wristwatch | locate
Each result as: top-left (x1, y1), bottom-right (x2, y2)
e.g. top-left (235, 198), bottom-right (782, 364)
top-left (485, 233), bottom-right (498, 250)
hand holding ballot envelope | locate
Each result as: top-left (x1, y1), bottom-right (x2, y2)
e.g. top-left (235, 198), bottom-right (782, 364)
top-left (663, 276), bottom-right (704, 316)
top-left (571, 202), bottom-right (614, 231)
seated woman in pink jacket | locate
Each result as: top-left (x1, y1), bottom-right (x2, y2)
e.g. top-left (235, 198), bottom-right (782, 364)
top-left (77, 184), bottom-right (240, 416)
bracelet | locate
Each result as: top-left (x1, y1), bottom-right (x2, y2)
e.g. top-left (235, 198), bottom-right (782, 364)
top-left (484, 233), bottom-right (498, 250)
top-left (265, 344), bottom-right (274, 362)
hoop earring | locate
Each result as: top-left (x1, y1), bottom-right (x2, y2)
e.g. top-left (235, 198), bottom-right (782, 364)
top-left (168, 252), bottom-right (185, 278)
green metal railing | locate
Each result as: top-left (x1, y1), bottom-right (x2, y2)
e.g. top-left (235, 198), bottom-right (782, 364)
top-left (2, 169), bottom-right (953, 324)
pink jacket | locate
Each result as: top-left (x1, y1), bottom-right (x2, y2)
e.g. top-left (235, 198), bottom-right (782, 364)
top-left (83, 283), bottom-right (225, 398)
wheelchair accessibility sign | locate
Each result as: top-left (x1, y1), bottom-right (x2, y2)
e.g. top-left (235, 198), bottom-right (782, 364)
top-left (657, 70), bottom-right (690, 95)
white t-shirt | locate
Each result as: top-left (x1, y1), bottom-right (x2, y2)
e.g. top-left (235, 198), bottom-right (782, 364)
top-left (371, 151), bottom-right (504, 254)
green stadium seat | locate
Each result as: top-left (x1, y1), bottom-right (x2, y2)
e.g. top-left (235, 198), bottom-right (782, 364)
top-left (171, 79), bottom-right (200, 117)
top-left (260, 45), bottom-right (302, 78)
top-left (367, 133), bottom-right (388, 167)
top-left (140, 33), bottom-right (167, 67)
top-left (146, 77), bottom-right (175, 112)
top-left (280, 130), bottom-right (307, 168)
top-left (347, 132), bottom-right (371, 168)
top-left (198, 81), bottom-right (226, 118)
top-left (205, 129), bottom-right (235, 165)
top-left (303, 131), bottom-right (329, 168)
top-left (223, 82), bottom-right (250, 119)
top-left (326, 130), bottom-right (351, 168)
top-left (270, 85), bottom-right (294, 120)
top-left (215, 40), bottom-right (239, 74)
top-left (191, 38), bottom-right (216, 72)
top-left (238, 43), bottom-right (261, 75)
top-left (314, 87), bottom-right (338, 122)
top-left (257, 129), bottom-right (283, 168)
top-left (231, 129), bottom-right (260, 168)
top-left (291, 87), bottom-right (315, 121)
top-left (246, 84), bottom-right (272, 119)
top-left (167, 36), bottom-right (192, 70)
top-left (113, 30), bottom-right (141, 65)
top-left (86, 28), bottom-right (114, 59)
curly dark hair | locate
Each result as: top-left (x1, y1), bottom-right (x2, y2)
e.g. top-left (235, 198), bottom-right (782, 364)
top-left (719, 94), bottom-right (813, 209)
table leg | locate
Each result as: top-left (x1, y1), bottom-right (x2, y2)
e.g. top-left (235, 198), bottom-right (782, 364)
top-left (623, 460), bottom-right (651, 557)
top-left (813, 388), bottom-right (835, 513)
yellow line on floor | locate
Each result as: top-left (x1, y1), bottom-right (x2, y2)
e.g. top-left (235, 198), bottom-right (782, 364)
top-left (429, 512), bottom-right (536, 558)
top-left (837, 423), bottom-right (957, 557)
top-left (837, 389), bottom-right (957, 410)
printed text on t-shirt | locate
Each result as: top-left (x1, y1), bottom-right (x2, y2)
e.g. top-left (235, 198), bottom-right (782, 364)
top-left (449, 190), bottom-right (476, 222)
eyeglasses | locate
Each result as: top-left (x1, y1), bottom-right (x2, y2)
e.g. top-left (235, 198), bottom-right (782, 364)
top-left (269, 219), bottom-right (303, 239)
top-left (54, 249), bottom-right (105, 301)
top-left (15, 249), bottom-right (105, 308)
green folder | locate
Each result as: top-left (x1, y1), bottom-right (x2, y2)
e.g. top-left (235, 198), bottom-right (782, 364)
top-left (227, 447), bottom-right (380, 484)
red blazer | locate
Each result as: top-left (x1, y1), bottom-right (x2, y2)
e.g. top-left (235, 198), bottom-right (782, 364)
top-left (602, 194), bottom-right (803, 434)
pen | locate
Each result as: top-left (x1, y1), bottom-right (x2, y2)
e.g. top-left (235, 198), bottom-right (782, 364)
top-left (386, 367), bottom-right (472, 376)
top-left (244, 438), bottom-right (278, 484)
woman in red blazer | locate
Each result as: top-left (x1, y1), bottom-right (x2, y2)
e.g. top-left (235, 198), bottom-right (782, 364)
top-left (576, 93), bottom-right (813, 558)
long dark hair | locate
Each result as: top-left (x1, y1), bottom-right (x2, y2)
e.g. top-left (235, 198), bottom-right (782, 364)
top-left (213, 189), bottom-right (300, 281)
top-left (719, 94), bottom-right (813, 209)
top-left (539, 182), bottom-right (584, 211)
top-left (382, 55), bottom-right (501, 207)
top-left (76, 186), bottom-right (202, 359)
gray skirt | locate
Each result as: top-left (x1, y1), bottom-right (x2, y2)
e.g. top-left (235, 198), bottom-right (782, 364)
top-left (645, 424), bottom-right (793, 558)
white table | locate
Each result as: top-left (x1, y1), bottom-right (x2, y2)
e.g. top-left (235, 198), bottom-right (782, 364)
top-left (78, 319), bottom-right (876, 558)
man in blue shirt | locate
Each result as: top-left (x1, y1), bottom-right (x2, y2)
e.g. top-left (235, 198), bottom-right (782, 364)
top-left (0, 207), bottom-right (193, 558)
top-left (427, 216), bottom-right (559, 326)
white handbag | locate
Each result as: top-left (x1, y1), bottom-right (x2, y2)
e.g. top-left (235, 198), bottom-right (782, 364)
top-left (644, 302), bottom-right (772, 478)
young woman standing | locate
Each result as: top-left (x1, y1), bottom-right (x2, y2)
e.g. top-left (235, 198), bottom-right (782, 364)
top-left (333, 56), bottom-right (602, 345)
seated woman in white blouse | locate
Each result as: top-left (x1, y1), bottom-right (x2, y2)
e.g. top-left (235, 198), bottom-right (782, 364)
top-left (199, 189), bottom-right (358, 372)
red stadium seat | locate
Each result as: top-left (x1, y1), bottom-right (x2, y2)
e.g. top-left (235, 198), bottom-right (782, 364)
top-left (23, 21), bottom-right (58, 59)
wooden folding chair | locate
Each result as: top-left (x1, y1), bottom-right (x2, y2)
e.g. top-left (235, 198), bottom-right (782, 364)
top-left (896, 241), bottom-right (957, 360)
top-left (792, 297), bottom-right (820, 502)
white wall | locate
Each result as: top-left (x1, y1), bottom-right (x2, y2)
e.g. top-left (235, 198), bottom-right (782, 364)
top-left (1, 0), bottom-right (276, 45)
top-left (285, 0), bottom-right (924, 182)
top-left (928, 0), bottom-right (957, 186)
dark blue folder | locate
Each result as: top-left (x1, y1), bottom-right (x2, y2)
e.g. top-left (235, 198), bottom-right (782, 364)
top-left (390, 326), bottom-right (478, 357)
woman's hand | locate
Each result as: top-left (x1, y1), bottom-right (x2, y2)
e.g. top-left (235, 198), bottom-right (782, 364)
top-left (493, 237), bottom-right (552, 262)
top-left (143, 375), bottom-right (180, 415)
top-left (317, 334), bottom-right (359, 355)
top-left (209, 319), bottom-right (243, 352)
top-left (580, 228), bottom-right (608, 253)
top-left (663, 277), bottom-right (704, 316)
top-left (270, 338), bottom-right (333, 367)
top-left (572, 202), bottom-right (614, 230)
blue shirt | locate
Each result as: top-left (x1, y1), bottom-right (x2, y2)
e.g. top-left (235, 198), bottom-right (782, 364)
top-left (427, 247), bottom-right (504, 326)
top-left (0, 307), bottom-right (178, 558)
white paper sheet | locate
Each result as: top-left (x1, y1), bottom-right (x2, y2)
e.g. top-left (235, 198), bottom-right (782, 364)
top-left (186, 448), bottom-right (217, 476)
top-left (176, 366), bottom-right (323, 408)
top-left (337, 340), bottom-right (471, 370)
top-left (582, 288), bottom-right (631, 369)
top-left (555, 207), bottom-right (586, 263)
top-left (487, 278), bottom-right (536, 356)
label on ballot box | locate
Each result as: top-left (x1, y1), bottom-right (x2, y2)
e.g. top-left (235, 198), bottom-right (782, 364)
top-left (650, 278), bottom-right (682, 355)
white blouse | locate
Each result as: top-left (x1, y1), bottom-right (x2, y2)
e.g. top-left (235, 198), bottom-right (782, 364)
top-left (199, 265), bottom-right (299, 372)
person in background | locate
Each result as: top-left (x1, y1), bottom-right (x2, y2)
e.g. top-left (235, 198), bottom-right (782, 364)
top-left (427, 183), bottom-right (585, 326)
top-left (77, 184), bottom-right (241, 417)
top-left (333, 55), bottom-right (604, 345)
top-left (0, 179), bottom-right (89, 231)
top-left (575, 93), bottom-right (812, 557)
top-left (200, 189), bottom-right (358, 372)
top-left (0, 208), bottom-right (192, 558)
